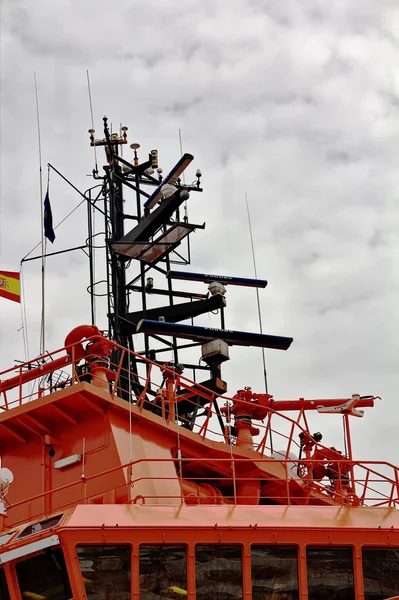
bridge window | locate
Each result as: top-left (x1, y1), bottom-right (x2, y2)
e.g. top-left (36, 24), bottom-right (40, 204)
top-left (362, 547), bottom-right (399, 600)
top-left (16, 515), bottom-right (63, 541)
top-left (195, 545), bottom-right (242, 600)
top-left (0, 568), bottom-right (10, 600)
top-left (251, 545), bottom-right (299, 600)
top-left (16, 547), bottom-right (71, 600)
top-left (0, 532), bottom-right (15, 546)
top-left (306, 547), bottom-right (355, 600)
top-left (139, 545), bottom-right (187, 599)
top-left (77, 545), bottom-right (130, 600)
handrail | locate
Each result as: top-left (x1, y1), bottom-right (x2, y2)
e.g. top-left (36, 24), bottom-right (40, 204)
top-left (0, 336), bottom-right (344, 469)
top-left (1, 333), bottom-right (397, 530)
top-left (4, 456), bottom-right (398, 530)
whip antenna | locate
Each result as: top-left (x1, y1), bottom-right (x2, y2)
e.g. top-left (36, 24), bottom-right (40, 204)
top-left (34, 72), bottom-right (46, 356)
top-left (178, 129), bottom-right (188, 222)
top-left (86, 70), bottom-right (98, 174)
top-left (86, 70), bottom-right (97, 323)
top-left (245, 193), bottom-right (268, 393)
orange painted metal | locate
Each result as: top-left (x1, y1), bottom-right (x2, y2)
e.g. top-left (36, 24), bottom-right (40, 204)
top-left (0, 329), bottom-right (396, 598)
top-left (254, 394), bottom-right (375, 412)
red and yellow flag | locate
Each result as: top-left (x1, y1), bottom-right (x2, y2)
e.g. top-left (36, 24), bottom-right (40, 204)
top-left (0, 271), bottom-right (21, 303)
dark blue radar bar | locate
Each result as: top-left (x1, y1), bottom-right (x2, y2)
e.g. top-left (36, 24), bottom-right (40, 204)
top-left (167, 270), bottom-right (267, 288)
top-left (136, 320), bottom-right (293, 350)
top-left (144, 153), bottom-right (194, 210)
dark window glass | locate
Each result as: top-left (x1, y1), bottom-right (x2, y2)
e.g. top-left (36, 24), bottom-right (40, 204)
top-left (363, 547), bottom-right (399, 600)
top-left (140, 545), bottom-right (187, 599)
top-left (307, 547), bottom-right (355, 600)
top-left (252, 545), bottom-right (299, 600)
top-left (196, 545), bottom-right (242, 600)
top-left (16, 548), bottom-right (72, 600)
top-left (0, 568), bottom-right (10, 600)
top-left (16, 515), bottom-right (62, 540)
top-left (77, 545), bottom-right (130, 600)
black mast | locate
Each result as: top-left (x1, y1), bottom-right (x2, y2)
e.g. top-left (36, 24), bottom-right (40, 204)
top-left (86, 117), bottom-right (293, 424)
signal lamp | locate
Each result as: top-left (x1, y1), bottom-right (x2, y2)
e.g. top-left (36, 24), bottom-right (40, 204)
top-left (151, 149), bottom-right (159, 168)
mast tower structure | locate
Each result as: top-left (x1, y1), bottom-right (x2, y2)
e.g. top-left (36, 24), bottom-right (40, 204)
top-left (87, 117), bottom-right (293, 427)
top-left (88, 118), bottom-right (210, 402)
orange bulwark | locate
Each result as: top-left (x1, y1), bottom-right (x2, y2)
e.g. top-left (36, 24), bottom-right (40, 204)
top-left (0, 271), bottom-right (20, 304)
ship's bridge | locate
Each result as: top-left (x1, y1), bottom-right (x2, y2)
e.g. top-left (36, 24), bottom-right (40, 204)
top-left (0, 505), bottom-right (398, 599)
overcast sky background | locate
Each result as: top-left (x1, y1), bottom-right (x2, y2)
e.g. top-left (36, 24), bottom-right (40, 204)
top-left (1, 0), bottom-right (398, 466)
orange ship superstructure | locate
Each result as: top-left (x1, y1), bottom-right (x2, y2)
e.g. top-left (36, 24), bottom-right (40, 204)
top-left (0, 120), bottom-right (397, 599)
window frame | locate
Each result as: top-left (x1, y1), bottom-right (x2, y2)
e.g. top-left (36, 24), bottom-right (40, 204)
top-left (0, 565), bottom-right (10, 600)
top-left (138, 542), bottom-right (189, 599)
top-left (194, 542), bottom-right (245, 600)
top-left (250, 542), bottom-right (300, 600)
top-left (14, 514), bottom-right (64, 542)
top-left (75, 542), bottom-right (133, 600)
top-left (305, 544), bottom-right (357, 600)
top-left (13, 545), bottom-right (72, 600)
top-left (360, 544), bottom-right (399, 600)
top-left (0, 532), bottom-right (17, 548)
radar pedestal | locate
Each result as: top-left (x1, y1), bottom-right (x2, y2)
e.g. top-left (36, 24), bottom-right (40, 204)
top-left (200, 339), bottom-right (229, 395)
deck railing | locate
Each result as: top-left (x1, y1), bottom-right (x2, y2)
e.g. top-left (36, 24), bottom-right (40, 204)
top-left (2, 455), bottom-right (398, 530)
top-left (1, 335), bottom-right (397, 530)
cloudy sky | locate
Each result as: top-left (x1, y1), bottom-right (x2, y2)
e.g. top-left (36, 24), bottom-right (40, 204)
top-left (1, 0), bottom-right (398, 465)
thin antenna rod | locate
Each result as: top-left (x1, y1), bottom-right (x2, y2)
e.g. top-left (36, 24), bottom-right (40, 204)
top-left (178, 129), bottom-right (188, 222)
top-left (34, 72), bottom-right (46, 355)
top-left (245, 193), bottom-right (268, 393)
top-left (86, 70), bottom-right (98, 173)
top-left (86, 71), bottom-right (97, 323)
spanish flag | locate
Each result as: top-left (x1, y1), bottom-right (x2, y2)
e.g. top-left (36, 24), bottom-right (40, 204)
top-left (0, 271), bottom-right (21, 303)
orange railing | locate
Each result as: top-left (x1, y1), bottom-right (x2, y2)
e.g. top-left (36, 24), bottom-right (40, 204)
top-left (0, 335), bottom-right (216, 412)
top-left (1, 336), bottom-right (398, 528)
top-left (3, 456), bottom-right (398, 530)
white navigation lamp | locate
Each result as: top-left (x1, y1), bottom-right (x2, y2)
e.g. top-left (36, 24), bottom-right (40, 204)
top-left (0, 468), bottom-right (14, 517)
top-left (195, 168), bottom-right (202, 188)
